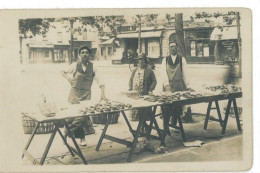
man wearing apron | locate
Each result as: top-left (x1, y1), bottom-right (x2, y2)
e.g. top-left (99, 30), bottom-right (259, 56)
top-left (61, 46), bottom-right (108, 146)
top-left (160, 42), bottom-right (191, 146)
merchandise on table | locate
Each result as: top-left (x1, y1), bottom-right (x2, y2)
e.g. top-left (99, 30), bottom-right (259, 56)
top-left (82, 101), bottom-right (132, 124)
top-left (205, 84), bottom-right (242, 94)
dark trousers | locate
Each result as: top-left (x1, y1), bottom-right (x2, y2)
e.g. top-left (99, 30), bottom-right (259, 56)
top-left (65, 117), bottom-right (88, 139)
top-left (161, 105), bottom-right (183, 146)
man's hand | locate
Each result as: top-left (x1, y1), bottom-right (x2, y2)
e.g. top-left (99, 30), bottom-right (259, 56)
top-left (60, 71), bottom-right (73, 85)
top-left (187, 87), bottom-right (195, 92)
top-left (100, 95), bottom-right (109, 102)
top-left (149, 91), bottom-right (153, 95)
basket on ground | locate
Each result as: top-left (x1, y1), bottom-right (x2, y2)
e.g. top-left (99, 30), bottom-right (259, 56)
top-left (91, 112), bottom-right (120, 124)
top-left (22, 116), bottom-right (58, 134)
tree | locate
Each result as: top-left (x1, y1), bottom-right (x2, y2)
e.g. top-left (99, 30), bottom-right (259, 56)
top-left (18, 18), bottom-right (54, 64)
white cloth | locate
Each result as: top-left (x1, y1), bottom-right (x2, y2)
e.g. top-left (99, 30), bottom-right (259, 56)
top-left (133, 68), bottom-right (145, 94)
top-left (160, 55), bottom-right (190, 88)
top-left (66, 62), bottom-right (104, 86)
top-left (183, 140), bottom-right (205, 147)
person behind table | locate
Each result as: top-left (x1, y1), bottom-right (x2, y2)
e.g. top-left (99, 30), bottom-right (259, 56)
top-left (129, 53), bottom-right (157, 132)
top-left (60, 46), bottom-right (108, 146)
top-left (160, 42), bottom-right (192, 144)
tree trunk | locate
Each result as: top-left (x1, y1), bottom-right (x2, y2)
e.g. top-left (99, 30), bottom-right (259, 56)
top-left (175, 13), bottom-right (186, 57)
top-left (236, 12), bottom-right (242, 78)
top-left (19, 36), bottom-right (23, 64)
top-left (175, 13), bottom-right (193, 122)
top-left (69, 20), bottom-right (74, 65)
top-left (138, 22), bottom-right (141, 54)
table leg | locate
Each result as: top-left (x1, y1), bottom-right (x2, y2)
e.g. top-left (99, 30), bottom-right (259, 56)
top-left (40, 126), bottom-right (57, 165)
top-left (147, 106), bottom-right (157, 139)
top-left (177, 115), bottom-right (187, 142)
top-left (127, 115), bottom-right (145, 162)
top-left (121, 111), bottom-right (134, 136)
top-left (232, 98), bottom-right (242, 131)
top-left (96, 114), bottom-right (112, 151)
top-left (22, 121), bottom-right (40, 159)
top-left (63, 120), bottom-right (87, 165)
top-left (222, 99), bottom-right (232, 135)
top-left (160, 105), bottom-right (171, 147)
top-left (57, 128), bottom-right (75, 157)
top-left (215, 101), bottom-right (223, 127)
top-left (204, 101), bottom-right (212, 130)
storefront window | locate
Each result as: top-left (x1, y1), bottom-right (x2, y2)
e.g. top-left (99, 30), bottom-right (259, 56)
top-left (197, 41), bottom-right (203, 57)
top-left (148, 41), bottom-right (159, 58)
top-left (203, 43), bottom-right (209, 57)
top-left (190, 41), bottom-right (196, 57)
top-left (45, 51), bottom-right (49, 58)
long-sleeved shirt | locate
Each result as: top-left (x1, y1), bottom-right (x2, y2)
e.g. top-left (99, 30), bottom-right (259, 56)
top-left (160, 55), bottom-right (190, 88)
top-left (65, 62), bottom-right (104, 87)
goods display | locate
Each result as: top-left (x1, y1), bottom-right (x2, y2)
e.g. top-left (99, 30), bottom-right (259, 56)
top-left (84, 101), bottom-right (132, 115)
top-left (205, 84), bottom-right (242, 94)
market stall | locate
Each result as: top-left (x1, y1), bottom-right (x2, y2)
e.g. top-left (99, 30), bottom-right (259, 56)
top-left (21, 85), bottom-right (242, 165)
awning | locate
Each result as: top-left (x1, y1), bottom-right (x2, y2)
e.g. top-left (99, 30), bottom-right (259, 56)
top-left (210, 26), bottom-right (238, 41)
top-left (28, 42), bottom-right (54, 48)
top-left (117, 31), bottom-right (162, 39)
top-left (100, 38), bottom-right (115, 45)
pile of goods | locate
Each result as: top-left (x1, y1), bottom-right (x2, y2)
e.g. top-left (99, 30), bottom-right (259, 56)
top-left (205, 84), bottom-right (242, 94)
top-left (143, 91), bottom-right (203, 103)
top-left (84, 101), bottom-right (132, 125)
top-left (84, 101), bottom-right (132, 115)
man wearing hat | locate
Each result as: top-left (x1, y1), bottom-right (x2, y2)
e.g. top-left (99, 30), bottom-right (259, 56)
top-left (160, 42), bottom-right (191, 145)
top-left (61, 46), bottom-right (108, 146)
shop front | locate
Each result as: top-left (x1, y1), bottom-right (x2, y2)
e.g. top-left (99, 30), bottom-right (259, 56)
top-left (53, 44), bottom-right (70, 63)
top-left (116, 30), bottom-right (162, 63)
top-left (27, 42), bottom-right (54, 63)
top-left (210, 26), bottom-right (238, 64)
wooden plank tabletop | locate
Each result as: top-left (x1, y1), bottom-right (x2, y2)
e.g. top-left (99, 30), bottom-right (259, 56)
top-left (22, 92), bottom-right (242, 123)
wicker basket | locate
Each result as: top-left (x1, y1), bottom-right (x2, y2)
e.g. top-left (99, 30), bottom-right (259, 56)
top-left (22, 116), bottom-right (57, 134)
top-left (91, 112), bottom-right (120, 124)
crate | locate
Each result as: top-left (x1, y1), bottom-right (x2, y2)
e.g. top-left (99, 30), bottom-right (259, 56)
top-left (22, 116), bottom-right (57, 134)
top-left (91, 112), bottom-right (120, 124)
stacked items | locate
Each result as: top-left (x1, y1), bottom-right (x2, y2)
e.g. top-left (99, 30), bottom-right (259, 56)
top-left (84, 102), bottom-right (132, 114)
top-left (205, 84), bottom-right (242, 94)
top-left (142, 91), bottom-right (204, 103)
top-left (84, 101), bottom-right (132, 124)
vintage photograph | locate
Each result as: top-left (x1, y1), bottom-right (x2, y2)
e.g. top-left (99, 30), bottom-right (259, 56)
top-left (0, 8), bottom-right (252, 172)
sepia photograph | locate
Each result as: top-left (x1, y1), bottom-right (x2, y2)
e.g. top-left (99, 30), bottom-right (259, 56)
top-left (0, 7), bottom-right (253, 172)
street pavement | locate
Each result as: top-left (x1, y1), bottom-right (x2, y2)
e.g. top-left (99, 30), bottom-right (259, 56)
top-left (14, 61), bottom-right (243, 165)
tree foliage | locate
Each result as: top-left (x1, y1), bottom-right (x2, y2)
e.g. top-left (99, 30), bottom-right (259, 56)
top-left (194, 11), bottom-right (237, 25)
top-left (19, 18), bottom-right (55, 38)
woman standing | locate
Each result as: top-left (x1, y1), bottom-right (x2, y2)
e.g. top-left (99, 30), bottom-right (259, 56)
top-left (129, 53), bottom-right (157, 132)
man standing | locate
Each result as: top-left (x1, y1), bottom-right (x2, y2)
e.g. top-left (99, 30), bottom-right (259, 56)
top-left (160, 42), bottom-right (191, 145)
top-left (61, 46), bottom-right (108, 146)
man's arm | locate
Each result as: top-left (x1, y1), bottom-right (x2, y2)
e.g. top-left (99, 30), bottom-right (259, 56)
top-left (160, 57), bottom-right (171, 92)
top-left (93, 64), bottom-right (108, 101)
top-left (60, 63), bottom-right (76, 85)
